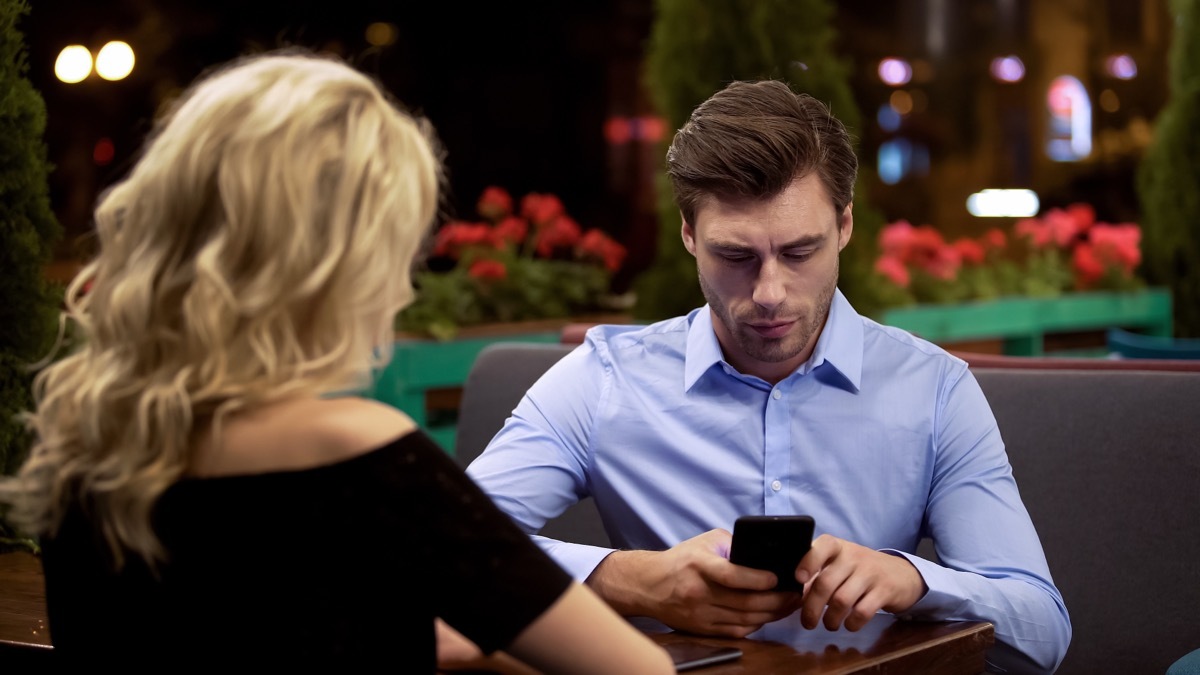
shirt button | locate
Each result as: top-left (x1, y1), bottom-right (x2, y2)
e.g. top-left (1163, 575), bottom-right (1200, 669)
top-left (771, 389), bottom-right (782, 400)
top-left (771, 480), bottom-right (782, 492)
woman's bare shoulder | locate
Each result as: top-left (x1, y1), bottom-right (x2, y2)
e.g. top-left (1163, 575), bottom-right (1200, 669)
top-left (190, 397), bottom-right (418, 477)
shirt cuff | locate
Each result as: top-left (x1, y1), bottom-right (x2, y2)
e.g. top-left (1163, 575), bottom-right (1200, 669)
top-left (878, 548), bottom-right (968, 620)
top-left (535, 536), bottom-right (616, 582)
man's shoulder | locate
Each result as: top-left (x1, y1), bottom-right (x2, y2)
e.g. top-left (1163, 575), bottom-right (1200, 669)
top-left (583, 313), bottom-right (693, 355)
top-left (858, 314), bottom-right (968, 373)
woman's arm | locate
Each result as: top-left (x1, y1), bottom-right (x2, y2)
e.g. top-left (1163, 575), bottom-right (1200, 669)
top-left (506, 583), bottom-right (673, 674)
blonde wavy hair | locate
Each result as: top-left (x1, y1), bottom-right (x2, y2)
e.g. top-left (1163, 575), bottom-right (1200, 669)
top-left (0, 50), bottom-right (442, 568)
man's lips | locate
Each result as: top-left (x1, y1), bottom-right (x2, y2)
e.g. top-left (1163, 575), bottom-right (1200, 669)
top-left (747, 320), bottom-right (795, 339)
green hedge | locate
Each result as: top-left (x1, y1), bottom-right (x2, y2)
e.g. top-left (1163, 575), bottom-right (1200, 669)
top-left (1137, 0), bottom-right (1200, 337)
top-left (1, 0), bottom-right (61, 550)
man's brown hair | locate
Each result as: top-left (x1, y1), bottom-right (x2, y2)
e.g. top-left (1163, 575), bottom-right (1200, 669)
top-left (666, 80), bottom-right (857, 226)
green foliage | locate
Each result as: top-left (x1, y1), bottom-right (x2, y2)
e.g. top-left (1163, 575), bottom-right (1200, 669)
top-left (398, 257), bottom-right (610, 341)
top-left (634, 0), bottom-right (887, 321)
top-left (1136, 0), bottom-right (1200, 337)
top-left (0, 0), bottom-right (62, 552)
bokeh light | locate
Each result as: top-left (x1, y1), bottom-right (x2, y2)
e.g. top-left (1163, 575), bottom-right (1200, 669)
top-left (878, 58), bottom-right (912, 87)
top-left (1105, 53), bottom-right (1137, 80)
top-left (889, 90), bottom-right (914, 115)
top-left (93, 138), bottom-right (115, 166)
top-left (54, 45), bottom-right (92, 83)
top-left (95, 41), bottom-right (135, 81)
top-left (989, 56), bottom-right (1025, 83)
top-left (365, 22), bottom-right (397, 47)
top-left (877, 104), bottom-right (901, 132)
top-left (1099, 89), bottom-right (1121, 113)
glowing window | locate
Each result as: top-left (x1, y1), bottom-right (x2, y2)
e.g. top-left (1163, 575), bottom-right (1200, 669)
top-left (1045, 76), bottom-right (1091, 162)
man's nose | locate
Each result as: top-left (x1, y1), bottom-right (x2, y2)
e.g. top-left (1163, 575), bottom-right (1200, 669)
top-left (752, 259), bottom-right (786, 310)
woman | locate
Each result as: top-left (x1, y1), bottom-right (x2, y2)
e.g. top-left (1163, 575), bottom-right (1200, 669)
top-left (0, 50), bottom-right (671, 672)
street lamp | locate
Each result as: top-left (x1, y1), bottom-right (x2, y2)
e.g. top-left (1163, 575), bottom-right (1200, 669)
top-left (54, 45), bottom-right (92, 84)
top-left (96, 41), bottom-right (135, 81)
top-left (53, 41), bottom-right (135, 84)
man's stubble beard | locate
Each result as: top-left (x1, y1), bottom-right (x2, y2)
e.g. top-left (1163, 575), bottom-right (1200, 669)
top-left (698, 255), bottom-right (838, 365)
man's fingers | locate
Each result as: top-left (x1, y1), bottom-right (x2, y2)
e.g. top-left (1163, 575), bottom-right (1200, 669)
top-left (708, 557), bottom-right (780, 591)
top-left (797, 533), bottom-right (838, 585)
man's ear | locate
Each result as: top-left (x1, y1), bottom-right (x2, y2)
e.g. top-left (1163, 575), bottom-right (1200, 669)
top-left (837, 203), bottom-right (854, 252)
top-left (681, 213), bottom-right (697, 256)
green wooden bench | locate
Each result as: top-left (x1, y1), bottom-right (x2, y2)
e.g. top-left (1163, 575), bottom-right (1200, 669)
top-left (880, 288), bottom-right (1172, 356)
top-left (368, 330), bottom-right (562, 452)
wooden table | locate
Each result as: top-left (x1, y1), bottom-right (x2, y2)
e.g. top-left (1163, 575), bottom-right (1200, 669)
top-left (649, 617), bottom-right (993, 674)
top-left (0, 552), bottom-right (993, 672)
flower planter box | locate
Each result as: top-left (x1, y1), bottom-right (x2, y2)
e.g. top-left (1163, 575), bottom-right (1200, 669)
top-left (879, 288), bottom-right (1172, 356)
top-left (368, 314), bottom-right (630, 453)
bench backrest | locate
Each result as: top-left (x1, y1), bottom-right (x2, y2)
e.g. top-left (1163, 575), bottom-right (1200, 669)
top-left (456, 343), bottom-right (1200, 673)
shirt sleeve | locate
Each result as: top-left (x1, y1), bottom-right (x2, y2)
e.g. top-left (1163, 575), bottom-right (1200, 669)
top-left (395, 431), bottom-right (574, 654)
top-left (895, 365), bottom-right (1072, 673)
top-left (465, 339), bottom-right (618, 581)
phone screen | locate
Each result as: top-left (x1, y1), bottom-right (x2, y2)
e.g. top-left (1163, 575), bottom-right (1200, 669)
top-left (729, 515), bottom-right (815, 593)
top-left (663, 641), bottom-right (743, 671)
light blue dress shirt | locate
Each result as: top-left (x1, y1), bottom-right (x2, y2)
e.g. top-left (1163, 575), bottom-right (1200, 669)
top-left (467, 290), bottom-right (1071, 672)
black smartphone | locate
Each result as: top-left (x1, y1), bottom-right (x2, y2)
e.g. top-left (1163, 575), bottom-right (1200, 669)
top-left (728, 515), bottom-right (815, 593)
top-left (663, 640), bottom-right (743, 671)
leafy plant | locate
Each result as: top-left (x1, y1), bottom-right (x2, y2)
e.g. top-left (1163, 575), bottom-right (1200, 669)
top-left (397, 187), bottom-right (626, 340)
top-left (1136, 0), bottom-right (1200, 337)
top-left (1, 0), bottom-right (61, 554)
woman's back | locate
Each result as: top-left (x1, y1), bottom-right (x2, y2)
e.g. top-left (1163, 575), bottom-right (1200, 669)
top-left (42, 398), bottom-right (572, 667)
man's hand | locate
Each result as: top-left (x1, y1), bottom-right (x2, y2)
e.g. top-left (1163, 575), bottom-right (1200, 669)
top-left (585, 529), bottom-right (801, 638)
top-left (796, 534), bottom-right (927, 632)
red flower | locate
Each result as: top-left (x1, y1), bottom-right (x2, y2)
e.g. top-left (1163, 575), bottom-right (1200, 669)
top-left (1072, 242), bottom-right (1106, 289)
top-left (1043, 208), bottom-right (1088, 248)
top-left (468, 259), bottom-right (507, 281)
top-left (434, 221), bottom-right (494, 258)
top-left (534, 214), bottom-right (583, 256)
top-left (952, 238), bottom-right (986, 266)
top-left (879, 220), bottom-right (915, 258)
top-left (982, 228), bottom-right (1007, 251)
top-left (520, 193), bottom-right (565, 225)
top-left (1065, 203), bottom-right (1096, 231)
top-left (1089, 224), bottom-right (1142, 273)
top-left (492, 216), bottom-right (528, 247)
top-left (874, 254), bottom-right (911, 288)
top-left (477, 186), bottom-right (513, 222)
top-left (1015, 217), bottom-right (1053, 248)
top-left (578, 228), bottom-right (627, 272)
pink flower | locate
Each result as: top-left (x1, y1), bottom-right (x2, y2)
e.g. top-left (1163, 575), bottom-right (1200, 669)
top-left (1089, 224), bottom-right (1142, 273)
top-left (874, 254), bottom-right (911, 288)
top-left (1016, 217), bottom-right (1053, 248)
top-left (1043, 208), bottom-right (1088, 248)
top-left (879, 220), bottom-right (915, 258)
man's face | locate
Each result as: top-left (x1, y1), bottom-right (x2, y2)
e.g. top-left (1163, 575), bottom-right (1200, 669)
top-left (682, 174), bottom-right (853, 384)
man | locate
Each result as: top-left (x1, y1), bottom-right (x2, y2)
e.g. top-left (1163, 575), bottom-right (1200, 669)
top-left (467, 80), bottom-right (1071, 672)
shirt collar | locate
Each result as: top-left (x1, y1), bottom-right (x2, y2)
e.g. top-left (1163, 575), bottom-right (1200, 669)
top-left (683, 289), bottom-right (863, 393)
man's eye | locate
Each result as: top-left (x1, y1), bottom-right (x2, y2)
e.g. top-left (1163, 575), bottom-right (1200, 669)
top-left (721, 255), bottom-right (753, 264)
top-left (785, 252), bottom-right (814, 262)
